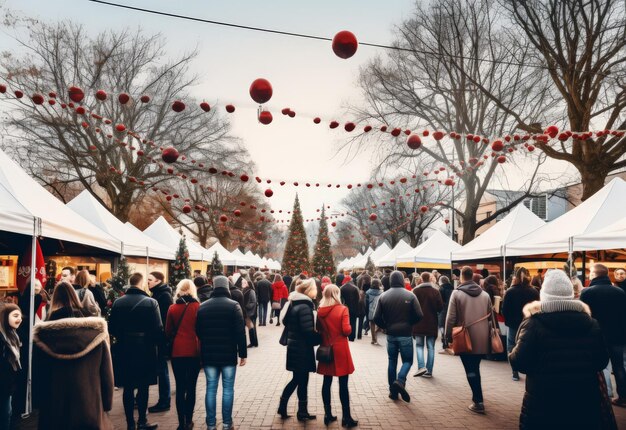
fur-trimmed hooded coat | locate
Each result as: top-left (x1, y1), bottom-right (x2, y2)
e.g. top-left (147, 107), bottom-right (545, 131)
top-left (33, 317), bottom-right (114, 430)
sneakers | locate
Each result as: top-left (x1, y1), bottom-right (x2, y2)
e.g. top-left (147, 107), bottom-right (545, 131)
top-left (422, 372), bottom-right (432, 378)
top-left (388, 391), bottom-right (398, 400)
top-left (392, 380), bottom-right (410, 403)
top-left (512, 371), bottom-right (520, 381)
top-left (468, 402), bottom-right (485, 414)
top-left (612, 397), bottom-right (626, 407)
top-left (437, 349), bottom-right (448, 354)
top-left (413, 367), bottom-right (427, 377)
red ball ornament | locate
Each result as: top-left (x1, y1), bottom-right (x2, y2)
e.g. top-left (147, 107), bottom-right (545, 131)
top-left (225, 104), bottom-right (235, 113)
top-left (259, 110), bottom-right (273, 125)
top-left (527, 145), bottom-right (536, 152)
top-left (433, 131), bottom-right (445, 140)
top-left (288, 110), bottom-right (296, 118)
top-left (118, 93), bottom-right (130, 104)
top-left (182, 205), bottom-right (192, 214)
top-left (31, 94), bottom-right (44, 105)
top-left (544, 125), bottom-right (559, 138)
top-left (14, 90), bottom-right (23, 99)
top-left (162, 147), bottom-right (179, 164)
top-left (68, 86), bottom-right (84, 103)
top-left (200, 102), bottom-right (211, 112)
top-left (313, 117), bottom-right (321, 124)
top-left (140, 95), bottom-right (150, 103)
top-left (332, 30), bottom-right (358, 59)
top-left (75, 106), bottom-right (86, 115)
top-left (380, 125), bottom-right (388, 132)
top-left (369, 213), bottom-right (377, 221)
top-left (329, 121), bottom-right (339, 129)
top-left (497, 155), bottom-right (507, 163)
top-left (444, 219), bottom-right (450, 224)
top-left (249, 78), bottom-right (273, 104)
top-left (344, 122), bottom-right (356, 132)
top-left (234, 210), bottom-right (242, 217)
top-left (491, 140), bottom-right (504, 151)
top-left (220, 215), bottom-right (229, 222)
top-left (115, 124), bottom-right (126, 132)
top-left (331, 222), bottom-right (337, 227)
top-left (420, 205), bottom-right (429, 213)
top-left (444, 178), bottom-right (455, 186)
top-left (391, 128), bottom-right (402, 137)
top-left (240, 174), bottom-right (249, 182)
top-left (0, 85), bottom-right (6, 93)
top-left (364, 125), bottom-right (372, 132)
top-left (407, 134), bottom-right (422, 150)
top-left (172, 100), bottom-right (186, 112)
top-left (95, 90), bottom-right (107, 101)
top-left (264, 189), bottom-right (274, 198)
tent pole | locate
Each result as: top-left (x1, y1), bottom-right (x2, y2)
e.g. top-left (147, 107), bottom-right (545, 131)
top-left (582, 251), bottom-right (587, 283)
top-left (25, 217), bottom-right (39, 417)
top-left (567, 237), bottom-right (574, 278)
top-left (502, 245), bottom-right (507, 285)
top-left (146, 246), bottom-right (150, 278)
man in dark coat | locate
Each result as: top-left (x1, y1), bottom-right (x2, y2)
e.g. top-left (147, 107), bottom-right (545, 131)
top-left (614, 268), bottom-right (626, 295)
top-left (146, 271), bottom-right (173, 413)
top-left (580, 263), bottom-right (626, 407)
top-left (381, 269), bottom-right (391, 292)
top-left (230, 274), bottom-right (246, 320)
top-left (108, 273), bottom-right (161, 430)
top-left (255, 274), bottom-right (272, 326)
top-left (412, 272), bottom-right (443, 377)
top-left (196, 276), bottom-right (247, 430)
top-left (194, 275), bottom-right (213, 303)
top-left (340, 277), bottom-right (360, 341)
top-left (282, 272), bottom-right (293, 294)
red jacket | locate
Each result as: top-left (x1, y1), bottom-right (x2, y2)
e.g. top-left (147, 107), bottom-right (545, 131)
top-left (316, 304), bottom-right (354, 377)
top-left (271, 281), bottom-right (289, 302)
top-left (165, 299), bottom-right (200, 358)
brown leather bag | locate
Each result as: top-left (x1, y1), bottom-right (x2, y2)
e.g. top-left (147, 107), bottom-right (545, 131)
top-left (489, 312), bottom-right (504, 354)
top-left (451, 312), bottom-right (490, 355)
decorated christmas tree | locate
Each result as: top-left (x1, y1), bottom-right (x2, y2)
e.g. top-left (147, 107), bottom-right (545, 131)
top-left (282, 194), bottom-right (310, 275)
top-left (365, 255), bottom-right (376, 273)
top-left (210, 251), bottom-right (224, 277)
top-left (170, 236), bottom-right (192, 285)
top-left (311, 205), bottom-right (335, 277)
top-left (106, 256), bottom-right (132, 318)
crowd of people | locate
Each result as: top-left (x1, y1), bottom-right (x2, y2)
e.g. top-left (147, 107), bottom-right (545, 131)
top-left (0, 262), bottom-right (625, 429)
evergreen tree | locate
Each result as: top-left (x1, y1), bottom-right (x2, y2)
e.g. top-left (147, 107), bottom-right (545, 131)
top-left (311, 205), bottom-right (335, 277)
top-left (210, 251), bottom-right (224, 277)
top-left (365, 255), bottom-right (376, 273)
top-left (170, 236), bottom-right (192, 285)
top-left (105, 256), bottom-right (132, 318)
top-left (282, 194), bottom-right (310, 275)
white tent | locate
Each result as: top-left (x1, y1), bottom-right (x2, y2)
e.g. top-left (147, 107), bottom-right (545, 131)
top-left (376, 240), bottom-right (414, 267)
top-left (396, 230), bottom-right (462, 268)
top-left (351, 247), bottom-right (375, 269)
top-left (204, 241), bottom-right (238, 266)
top-left (231, 248), bottom-right (256, 267)
top-left (67, 191), bottom-right (174, 260)
top-left (143, 216), bottom-right (208, 261)
top-left (0, 149), bottom-right (120, 253)
top-left (452, 204), bottom-right (546, 261)
top-left (572, 215), bottom-right (626, 252)
top-left (367, 243), bottom-right (392, 267)
top-left (246, 251), bottom-right (264, 267)
top-left (507, 178), bottom-right (626, 257)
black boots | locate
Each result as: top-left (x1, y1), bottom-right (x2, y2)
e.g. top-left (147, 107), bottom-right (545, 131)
top-left (277, 397), bottom-right (291, 419)
top-left (323, 403), bottom-right (337, 426)
top-left (297, 401), bottom-right (317, 421)
top-left (341, 405), bottom-right (358, 428)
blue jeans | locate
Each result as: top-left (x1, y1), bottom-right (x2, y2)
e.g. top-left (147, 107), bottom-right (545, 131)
top-left (204, 365), bottom-right (236, 428)
top-left (415, 335), bottom-right (436, 374)
top-left (156, 353), bottom-right (171, 406)
top-left (386, 335), bottom-right (414, 389)
top-left (258, 302), bottom-right (268, 325)
top-left (506, 325), bottom-right (519, 373)
top-left (0, 394), bottom-right (11, 430)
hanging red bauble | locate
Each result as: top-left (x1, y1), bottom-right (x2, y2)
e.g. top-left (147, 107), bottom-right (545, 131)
top-left (234, 210), bottom-right (241, 217)
top-left (115, 124), bottom-right (126, 132)
top-left (331, 222), bottom-right (337, 227)
top-left (220, 215), bottom-right (229, 222)
top-left (182, 205), bottom-right (192, 214)
top-left (140, 95), bottom-right (150, 103)
top-left (407, 134), bottom-right (422, 150)
top-left (363, 125), bottom-right (372, 132)
top-left (199, 102), bottom-right (211, 112)
top-left (369, 213), bottom-right (377, 221)
top-left (313, 117), bottom-right (321, 124)
top-left (162, 147), bottom-right (179, 164)
top-left (94, 90), bottom-right (107, 101)
top-left (172, 100), bottom-right (186, 112)
top-left (344, 122), bottom-right (356, 132)
top-left (68, 86), bottom-right (84, 103)
top-left (264, 189), bottom-right (274, 198)
top-left (329, 121), bottom-right (339, 129)
top-left (433, 131), bottom-right (445, 140)
top-left (444, 178), bottom-right (455, 186)
top-left (332, 30), bottom-right (358, 59)
top-left (491, 140), bottom-right (504, 151)
top-left (527, 145), bottom-right (535, 152)
top-left (249, 78), bottom-right (273, 104)
top-left (75, 106), bottom-right (86, 115)
top-left (420, 205), bottom-right (428, 213)
top-left (47, 99), bottom-right (55, 105)
top-left (118, 93), bottom-right (130, 104)
top-left (544, 125), bottom-right (559, 138)
top-left (288, 110), bottom-right (296, 118)
top-left (380, 125), bottom-right (388, 132)
top-left (391, 128), bottom-right (402, 137)
top-left (444, 219), bottom-right (450, 224)
top-left (0, 85), bottom-right (6, 93)
top-left (225, 104), bottom-right (235, 113)
top-left (281, 108), bottom-right (290, 115)
top-left (14, 90), bottom-right (23, 99)
top-left (497, 155), bottom-right (507, 163)
top-left (259, 110), bottom-right (273, 125)
top-left (240, 174), bottom-right (249, 182)
top-left (31, 94), bottom-right (44, 105)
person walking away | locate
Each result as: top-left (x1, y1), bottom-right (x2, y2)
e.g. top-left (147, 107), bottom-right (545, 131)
top-left (366, 279), bottom-right (383, 345)
top-left (242, 279), bottom-right (259, 348)
top-left (229, 275), bottom-right (246, 321)
top-left (501, 267), bottom-right (539, 381)
top-left (360, 274), bottom-right (372, 336)
top-left (196, 276), bottom-right (247, 430)
top-left (510, 269), bottom-right (612, 429)
top-left (146, 271), bottom-right (173, 413)
top-left (278, 279), bottom-right (320, 421)
top-left (34, 314), bottom-right (114, 430)
top-left (282, 273), bottom-right (293, 294)
top-left (580, 263), bottom-right (626, 408)
top-left (0, 304), bottom-right (22, 430)
top-left (445, 266), bottom-right (493, 414)
top-left (340, 277), bottom-right (359, 342)
top-left (108, 273), bottom-right (162, 430)
top-left (165, 280), bottom-right (201, 430)
top-left (256, 274), bottom-right (272, 326)
top-left (373, 270), bottom-right (423, 403)
top-left (482, 275), bottom-right (502, 306)
top-left (317, 285), bottom-right (358, 427)
top-left (47, 282), bottom-right (86, 320)
top-left (75, 269), bottom-right (101, 317)
top-left (194, 276), bottom-right (213, 303)
top-left (412, 272), bottom-right (443, 378)
top-left (381, 270), bottom-right (391, 292)
top-left (270, 274), bottom-right (289, 326)
top-left (437, 276), bottom-right (454, 353)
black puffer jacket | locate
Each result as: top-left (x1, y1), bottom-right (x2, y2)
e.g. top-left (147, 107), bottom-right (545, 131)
top-left (256, 279), bottom-right (272, 304)
top-left (150, 283), bottom-right (173, 329)
top-left (509, 301), bottom-right (609, 430)
top-left (197, 284), bottom-right (213, 303)
top-left (501, 283), bottom-right (539, 329)
top-left (373, 282), bottom-right (423, 337)
top-left (284, 293), bottom-right (320, 373)
top-left (229, 285), bottom-right (246, 319)
top-left (340, 282), bottom-right (360, 319)
top-left (580, 276), bottom-right (626, 346)
top-left (196, 288), bottom-right (247, 367)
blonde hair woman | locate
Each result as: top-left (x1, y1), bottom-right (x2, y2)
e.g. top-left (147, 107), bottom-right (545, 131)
top-left (165, 279), bottom-right (201, 430)
top-left (75, 269), bottom-right (101, 316)
top-left (316, 285), bottom-right (357, 427)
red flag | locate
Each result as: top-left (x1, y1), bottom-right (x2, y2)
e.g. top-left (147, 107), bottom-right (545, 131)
top-left (17, 239), bottom-right (47, 293)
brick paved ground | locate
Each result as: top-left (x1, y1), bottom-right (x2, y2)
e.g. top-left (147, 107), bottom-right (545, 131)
top-left (16, 323), bottom-right (626, 429)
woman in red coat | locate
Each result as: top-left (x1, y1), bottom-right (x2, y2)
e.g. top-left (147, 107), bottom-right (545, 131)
top-left (270, 275), bottom-right (289, 326)
top-left (316, 285), bottom-right (357, 428)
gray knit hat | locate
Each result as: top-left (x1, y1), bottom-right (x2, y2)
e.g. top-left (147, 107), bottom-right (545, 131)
top-left (213, 275), bottom-right (229, 291)
top-left (540, 269), bottom-right (574, 302)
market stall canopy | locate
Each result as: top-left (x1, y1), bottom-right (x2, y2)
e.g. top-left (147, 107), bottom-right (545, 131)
top-left (246, 250), bottom-right (264, 267)
top-left (0, 149), bottom-right (120, 252)
top-left (143, 216), bottom-right (208, 261)
top-left (366, 243), bottom-right (392, 267)
top-left (205, 241), bottom-right (237, 266)
top-left (396, 230), bottom-right (462, 269)
top-left (67, 191), bottom-right (174, 260)
top-left (506, 178), bottom-right (626, 257)
top-left (452, 204), bottom-right (546, 262)
top-left (572, 215), bottom-right (626, 252)
top-left (231, 248), bottom-right (256, 267)
top-left (376, 240), bottom-right (413, 267)
top-left (351, 247), bottom-right (375, 269)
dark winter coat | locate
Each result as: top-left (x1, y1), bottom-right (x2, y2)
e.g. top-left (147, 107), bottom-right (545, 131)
top-left (373, 283), bottom-right (423, 337)
top-left (108, 288), bottom-right (163, 387)
top-left (357, 289), bottom-right (366, 318)
top-left (317, 304), bottom-right (354, 377)
top-left (34, 317), bottom-right (114, 430)
top-left (616, 279), bottom-right (626, 296)
top-left (283, 275), bottom-right (293, 291)
top-left (445, 282), bottom-right (492, 355)
top-left (89, 284), bottom-right (107, 314)
top-left (340, 282), bottom-right (360, 319)
top-left (229, 285), bottom-right (246, 319)
top-left (195, 288), bottom-right (247, 367)
top-left (381, 274), bottom-right (391, 292)
top-left (0, 330), bottom-right (20, 396)
top-left (580, 275), bottom-right (626, 346)
top-left (48, 306), bottom-right (85, 321)
top-left (165, 296), bottom-right (200, 358)
top-left (509, 301), bottom-right (609, 430)
top-left (412, 283), bottom-right (444, 337)
top-left (284, 293), bottom-right (320, 373)
top-left (501, 283), bottom-right (540, 329)
top-left (256, 279), bottom-right (272, 304)
top-left (243, 287), bottom-right (257, 319)
top-left (149, 283), bottom-right (173, 329)
top-left (197, 284), bottom-right (213, 303)
top-left (438, 282), bottom-right (454, 328)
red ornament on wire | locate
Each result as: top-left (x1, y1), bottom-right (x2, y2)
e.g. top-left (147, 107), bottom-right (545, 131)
top-left (249, 78), bottom-right (273, 104)
top-left (332, 30), bottom-right (358, 59)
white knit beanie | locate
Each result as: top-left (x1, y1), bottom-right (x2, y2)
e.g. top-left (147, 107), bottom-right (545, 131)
top-left (540, 269), bottom-right (574, 302)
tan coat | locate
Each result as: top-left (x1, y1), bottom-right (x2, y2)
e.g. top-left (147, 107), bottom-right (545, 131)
top-left (445, 282), bottom-right (492, 355)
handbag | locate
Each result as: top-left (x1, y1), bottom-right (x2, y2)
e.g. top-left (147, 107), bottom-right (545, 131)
top-left (167, 303), bottom-right (189, 357)
top-left (451, 312), bottom-right (490, 355)
top-left (271, 301), bottom-right (282, 310)
top-left (279, 325), bottom-right (288, 346)
top-left (315, 307), bottom-right (337, 364)
top-left (489, 312), bottom-right (504, 354)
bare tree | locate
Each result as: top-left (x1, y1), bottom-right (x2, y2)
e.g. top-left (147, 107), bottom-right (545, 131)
top-left (1, 21), bottom-right (248, 221)
top-left (347, 0), bottom-right (550, 243)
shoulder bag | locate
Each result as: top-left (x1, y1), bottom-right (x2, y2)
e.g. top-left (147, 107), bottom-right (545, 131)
top-left (452, 312), bottom-right (491, 355)
top-left (489, 311), bottom-right (504, 354)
